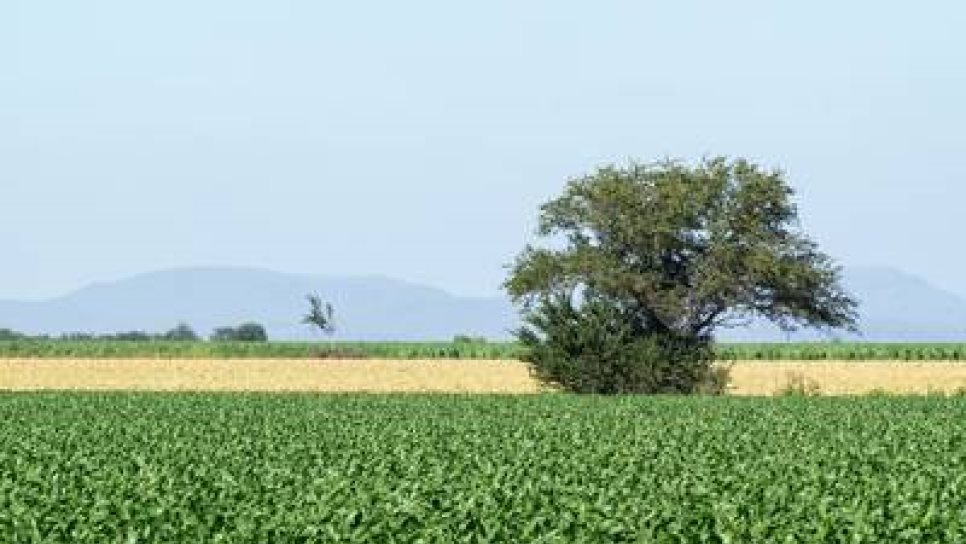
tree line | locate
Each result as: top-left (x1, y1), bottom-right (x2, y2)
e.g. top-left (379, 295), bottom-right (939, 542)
top-left (0, 322), bottom-right (268, 342)
top-left (0, 294), bottom-right (338, 344)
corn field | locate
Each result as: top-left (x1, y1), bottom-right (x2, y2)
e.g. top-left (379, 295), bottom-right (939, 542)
top-left (3, 393), bottom-right (966, 542)
top-left (1, 340), bottom-right (966, 360)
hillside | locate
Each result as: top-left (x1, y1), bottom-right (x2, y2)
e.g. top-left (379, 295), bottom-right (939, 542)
top-left (0, 266), bottom-right (964, 341)
top-left (0, 268), bottom-right (515, 341)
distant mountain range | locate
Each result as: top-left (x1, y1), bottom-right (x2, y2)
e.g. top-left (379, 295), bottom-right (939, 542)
top-left (0, 268), bottom-right (514, 341)
top-left (0, 266), bottom-right (964, 341)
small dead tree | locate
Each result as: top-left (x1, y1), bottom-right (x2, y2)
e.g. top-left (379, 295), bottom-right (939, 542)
top-left (302, 294), bottom-right (335, 337)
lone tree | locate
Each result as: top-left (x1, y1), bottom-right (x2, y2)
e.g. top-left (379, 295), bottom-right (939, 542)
top-left (164, 322), bottom-right (199, 342)
top-left (505, 157), bottom-right (857, 394)
top-left (302, 294), bottom-right (335, 337)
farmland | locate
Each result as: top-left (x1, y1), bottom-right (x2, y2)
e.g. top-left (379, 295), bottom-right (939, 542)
top-left (6, 358), bottom-right (966, 395)
top-left (2, 393), bottom-right (966, 542)
top-left (6, 340), bottom-right (966, 395)
top-left (2, 339), bottom-right (966, 361)
top-left (0, 340), bottom-right (523, 360)
top-left (0, 359), bottom-right (543, 394)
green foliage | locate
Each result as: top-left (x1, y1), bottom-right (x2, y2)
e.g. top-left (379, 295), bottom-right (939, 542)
top-left (507, 157), bottom-right (858, 336)
top-left (1, 326), bottom-right (199, 342)
top-left (776, 372), bottom-right (823, 396)
top-left (3, 394), bottom-right (966, 542)
top-left (211, 322), bottom-right (268, 342)
top-left (1, 340), bottom-right (966, 360)
top-left (453, 334), bottom-right (488, 344)
top-left (718, 342), bottom-right (966, 361)
top-left (234, 322), bottom-right (268, 342)
top-left (163, 322), bottom-right (199, 342)
top-left (111, 330), bottom-right (154, 341)
top-left (518, 292), bottom-right (723, 394)
top-left (210, 327), bottom-right (235, 342)
top-left (506, 157), bottom-right (857, 393)
top-left (0, 328), bottom-right (25, 340)
top-left (0, 339), bottom-right (525, 359)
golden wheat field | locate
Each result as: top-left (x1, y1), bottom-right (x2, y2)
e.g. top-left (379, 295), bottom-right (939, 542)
top-left (0, 359), bottom-right (542, 393)
top-left (4, 358), bottom-right (966, 395)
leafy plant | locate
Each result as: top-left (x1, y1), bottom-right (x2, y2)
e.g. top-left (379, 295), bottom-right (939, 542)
top-left (506, 157), bottom-right (858, 393)
top-left (210, 322), bottom-right (268, 342)
top-left (453, 334), bottom-right (488, 344)
top-left (3, 394), bottom-right (966, 542)
top-left (777, 372), bottom-right (823, 396)
top-left (518, 291), bottom-right (723, 394)
top-left (164, 322), bottom-right (200, 342)
top-left (0, 328), bottom-right (25, 340)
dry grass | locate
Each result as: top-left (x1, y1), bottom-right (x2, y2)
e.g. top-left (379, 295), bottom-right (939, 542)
top-left (0, 359), bottom-right (544, 393)
top-left (3, 359), bottom-right (966, 395)
top-left (728, 361), bottom-right (966, 396)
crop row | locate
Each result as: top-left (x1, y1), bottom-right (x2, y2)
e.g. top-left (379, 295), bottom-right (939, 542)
top-left (2, 339), bottom-right (966, 360)
top-left (0, 340), bottom-right (524, 360)
top-left (2, 393), bottom-right (966, 542)
top-left (717, 342), bottom-right (966, 361)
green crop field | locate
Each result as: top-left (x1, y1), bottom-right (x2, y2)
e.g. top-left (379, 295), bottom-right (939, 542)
top-left (0, 340), bottom-right (524, 360)
top-left (3, 393), bottom-right (966, 542)
top-left (2, 339), bottom-right (966, 360)
top-left (717, 342), bottom-right (966, 361)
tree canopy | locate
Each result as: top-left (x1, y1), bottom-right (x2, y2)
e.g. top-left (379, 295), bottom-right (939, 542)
top-left (505, 157), bottom-right (857, 394)
top-left (506, 157), bottom-right (857, 340)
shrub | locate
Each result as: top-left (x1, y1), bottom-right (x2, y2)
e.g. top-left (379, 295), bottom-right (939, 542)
top-left (776, 372), bottom-right (822, 396)
top-left (0, 328), bottom-right (25, 340)
top-left (112, 331), bottom-right (154, 341)
top-left (233, 322), bottom-right (268, 342)
top-left (210, 323), bottom-right (268, 342)
top-left (517, 294), bottom-right (725, 394)
top-left (164, 323), bottom-right (200, 342)
top-left (453, 335), bottom-right (487, 344)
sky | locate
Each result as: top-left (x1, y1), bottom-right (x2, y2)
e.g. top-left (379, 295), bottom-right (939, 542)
top-left (2, 1), bottom-right (965, 300)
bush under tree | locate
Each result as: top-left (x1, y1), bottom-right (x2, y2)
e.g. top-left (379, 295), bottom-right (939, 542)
top-left (505, 157), bottom-right (857, 394)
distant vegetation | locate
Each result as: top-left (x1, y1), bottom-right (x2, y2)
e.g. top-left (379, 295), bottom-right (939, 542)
top-left (452, 334), bottom-right (488, 344)
top-left (0, 328), bottom-right (25, 341)
top-left (163, 323), bottom-right (200, 341)
top-left (0, 339), bottom-right (519, 359)
top-left (717, 342), bottom-right (966, 361)
top-left (210, 322), bottom-right (268, 342)
top-left (0, 322), bottom-right (265, 344)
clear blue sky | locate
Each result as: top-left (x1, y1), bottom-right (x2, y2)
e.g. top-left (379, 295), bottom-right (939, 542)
top-left (3, 1), bottom-right (964, 300)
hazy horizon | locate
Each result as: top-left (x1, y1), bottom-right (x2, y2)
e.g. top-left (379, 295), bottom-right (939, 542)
top-left (0, 263), bottom-right (961, 305)
top-left (2, 264), bottom-right (965, 341)
top-left (4, 1), bottom-right (964, 300)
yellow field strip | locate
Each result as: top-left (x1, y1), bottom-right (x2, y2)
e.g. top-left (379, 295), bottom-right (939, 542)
top-left (726, 361), bottom-right (966, 395)
top-left (3, 359), bottom-right (966, 395)
top-left (0, 359), bottom-right (542, 393)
